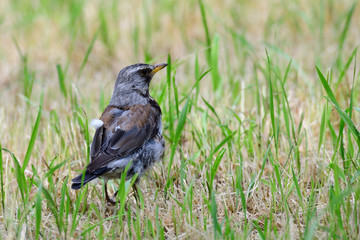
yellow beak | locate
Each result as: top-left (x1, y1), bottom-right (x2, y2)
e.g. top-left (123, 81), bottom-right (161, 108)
top-left (151, 63), bottom-right (168, 75)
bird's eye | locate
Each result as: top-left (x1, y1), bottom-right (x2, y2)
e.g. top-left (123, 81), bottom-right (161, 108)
top-left (139, 69), bottom-right (150, 76)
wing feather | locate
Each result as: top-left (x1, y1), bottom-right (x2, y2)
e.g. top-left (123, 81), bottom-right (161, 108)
top-left (86, 104), bottom-right (158, 172)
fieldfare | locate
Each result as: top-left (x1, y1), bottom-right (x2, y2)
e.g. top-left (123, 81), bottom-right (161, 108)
top-left (71, 63), bottom-right (167, 204)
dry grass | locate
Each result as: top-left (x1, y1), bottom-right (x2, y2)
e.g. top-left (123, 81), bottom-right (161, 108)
top-left (1, 0), bottom-right (360, 239)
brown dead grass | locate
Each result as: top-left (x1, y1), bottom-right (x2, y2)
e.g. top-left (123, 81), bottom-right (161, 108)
top-left (1, 0), bottom-right (360, 239)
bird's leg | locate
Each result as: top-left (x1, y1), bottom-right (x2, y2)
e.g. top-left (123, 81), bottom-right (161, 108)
top-left (113, 186), bottom-right (137, 203)
top-left (105, 182), bottom-right (116, 205)
top-left (132, 184), bottom-right (140, 204)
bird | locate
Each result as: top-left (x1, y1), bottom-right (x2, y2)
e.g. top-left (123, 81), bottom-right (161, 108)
top-left (71, 63), bottom-right (167, 204)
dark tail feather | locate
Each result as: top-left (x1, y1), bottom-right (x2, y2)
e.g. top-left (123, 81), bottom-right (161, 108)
top-left (71, 168), bottom-right (110, 190)
top-left (71, 172), bottom-right (98, 190)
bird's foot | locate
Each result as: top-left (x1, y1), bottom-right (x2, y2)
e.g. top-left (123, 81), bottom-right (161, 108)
top-left (105, 183), bottom-right (117, 205)
top-left (132, 185), bottom-right (141, 207)
top-left (105, 183), bottom-right (141, 206)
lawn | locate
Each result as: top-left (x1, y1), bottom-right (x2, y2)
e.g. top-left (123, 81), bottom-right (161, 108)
top-left (0, 0), bottom-right (360, 239)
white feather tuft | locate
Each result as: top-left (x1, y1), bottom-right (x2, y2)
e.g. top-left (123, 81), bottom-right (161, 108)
top-left (90, 119), bottom-right (104, 129)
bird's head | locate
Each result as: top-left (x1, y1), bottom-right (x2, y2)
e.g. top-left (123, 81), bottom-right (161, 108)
top-left (115, 63), bottom-right (167, 95)
top-left (110, 63), bottom-right (167, 106)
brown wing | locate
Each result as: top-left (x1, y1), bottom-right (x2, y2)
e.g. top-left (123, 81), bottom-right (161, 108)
top-left (86, 104), bottom-right (159, 173)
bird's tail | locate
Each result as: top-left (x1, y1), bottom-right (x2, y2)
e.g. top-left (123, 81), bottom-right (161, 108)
top-left (71, 172), bottom-right (98, 190)
top-left (71, 168), bottom-right (110, 190)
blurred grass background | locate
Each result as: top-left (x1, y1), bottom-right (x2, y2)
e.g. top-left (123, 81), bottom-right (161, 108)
top-left (0, 0), bottom-right (360, 239)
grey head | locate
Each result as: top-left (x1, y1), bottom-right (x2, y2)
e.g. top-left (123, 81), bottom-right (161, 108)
top-left (109, 63), bottom-right (167, 107)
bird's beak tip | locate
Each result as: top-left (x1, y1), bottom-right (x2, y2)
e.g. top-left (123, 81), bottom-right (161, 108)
top-left (151, 63), bottom-right (168, 75)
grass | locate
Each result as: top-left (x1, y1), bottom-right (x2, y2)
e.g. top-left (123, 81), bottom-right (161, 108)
top-left (1, 0), bottom-right (360, 239)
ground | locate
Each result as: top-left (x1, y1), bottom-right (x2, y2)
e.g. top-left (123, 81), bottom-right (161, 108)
top-left (0, 0), bottom-right (360, 239)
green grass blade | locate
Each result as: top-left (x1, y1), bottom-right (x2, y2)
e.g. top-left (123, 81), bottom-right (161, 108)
top-left (3, 148), bottom-right (27, 202)
top-left (266, 50), bottom-right (277, 150)
top-left (274, 164), bottom-right (284, 203)
top-left (56, 63), bottom-right (67, 98)
top-left (166, 54), bottom-right (174, 140)
top-left (257, 144), bottom-right (271, 182)
top-left (297, 112), bottom-right (305, 136)
top-left (316, 66), bottom-right (360, 147)
top-left (45, 160), bottom-right (69, 179)
top-left (210, 34), bottom-right (220, 92)
top-left (187, 68), bottom-right (212, 98)
top-left (202, 97), bottom-right (221, 123)
top-left (291, 167), bottom-right (303, 207)
top-left (81, 216), bottom-right (118, 236)
top-left (338, 3), bottom-right (356, 53)
top-left (70, 187), bottom-right (87, 236)
top-left (318, 106), bottom-right (326, 152)
top-left (41, 186), bottom-right (60, 231)
top-left (194, 54), bottom-right (200, 105)
top-left (172, 71), bottom-right (179, 118)
top-left (325, 96), bottom-right (360, 148)
top-left (279, 59), bottom-right (295, 140)
top-left (282, 96), bottom-right (290, 138)
top-left (78, 26), bottom-right (100, 79)
top-left (22, 94), bottom-right (43, 172)
top-left (347, 53), bottom-right (357, 168)
top-left (35, 187), bottom-right (42, 240)
top-left (59, 177), bottom-right (68, 233)
top-left (316, 65), bottom-right (339, 109)
top-left (303, 181), bottom-right (318, 240)
top-left (349, 53), bottom-right (356, 120)
top-left (210, 191), bottom-right (221, 237)
top-left (337, 47), bottom-right (358, 86)
top-left (253, 220), bottom-right (266, 240)
top-left (201, 131), bottom-right (236, 169)
top-left (0, 144), bottom-right (4, 213)
top-left (169, 98), bottom-right (189, 161)
top-left (198, 0), bottom-right (211, 62)
top-left (210, 148), bottom-right (226, 192)
top-left (282, 58), bottom-right (292, 85)
top-left (166, 98), bottom-right (191, 187)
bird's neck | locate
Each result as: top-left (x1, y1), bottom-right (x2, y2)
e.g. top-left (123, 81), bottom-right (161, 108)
top-left (109, 90), bottom-right (149, 107)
